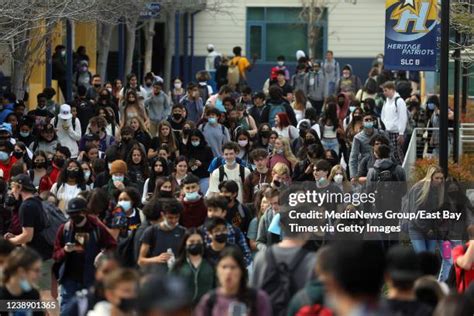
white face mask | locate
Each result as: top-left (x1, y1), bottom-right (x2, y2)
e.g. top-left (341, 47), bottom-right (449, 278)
top-left (174, 83), bottom-right (182, 89)
top-left (377, 57), bottom-right (384, 64)
top-left (334, 174), bottom-right (344, 184)
top-left (277, 61), bottom-right (284, 66)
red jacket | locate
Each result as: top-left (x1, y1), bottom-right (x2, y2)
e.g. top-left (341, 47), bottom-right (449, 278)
top-left (181, 197), bottom-right (207, 228)
top-left (49, 165), bottom-right (61, 184)
top-left (53, 215), bottom-right (117, 263)
top-left (453, 242), bottom-right (474, 293)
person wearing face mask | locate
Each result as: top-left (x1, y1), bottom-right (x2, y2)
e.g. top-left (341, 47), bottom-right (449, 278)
top-left (203, 217), bottom-right (230, 267)
top-left (47, 146), bottom-right (71, 184)
top-left (17, 118), bottom-right (35, 147)
top-left (0, 247), bottom-right (44, 315)
top-left (349, 111), bottom-right (387, 183)
top-left (53, 197), bottom-right (117, 312)
top-left (145, 81), bottom-right (170, 137)
top-left (51, 104), bottom-right (82, 158)
top-left (270, 55), bottom-right (290, 84)
top-left (180, 174), bottom-right (207, 228)
top-left (306, 61), bottom-right (327, 116)
top-left (85, 74), bottom-right (103, 102)
top-left (171, 228), bottom-right (215, 305)
top-left (219, 181), bottom-right (252, 235)
top-left (108, 188), bottom-right (143, 242)
top-left (88, 268), bottom-right (140, 316)
top-left (312, 160), bottom-right (343, 202)
top-left (29, 123), bottom-right (60, 159)
top-left (73, 60), bottom-right (92, 93)
top-left (180, 82), bottom-right (204, 124)
top-left (52, 45), bottom-right (67, 97)
top-left (199, 108), bottom-right (231, 158)
top-left (138, 199), bottom-right (186, 274)
top-left (27, 93), bottom-right (55, 129)
top-left (50, 159), bottom-right (88, 212)
top-left (336, 64), bottom-right (362, 95)
top-left (183, 129), bottom-right (213, 193)
top-left (248, 92), bottom-right (266, 126)
top-left (255, 187), bottom-right (284, 252)
top-left (243, 149), bottom-right (272, 203)
top-left (167, 104), bottom-right (186, 132)
top-left (105, 159), bottom-right (135, 201)
top-left (328, 165), bottom-right (352, 194)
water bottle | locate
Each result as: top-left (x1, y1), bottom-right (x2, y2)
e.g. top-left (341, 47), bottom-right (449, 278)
top-left (442, 241), bottom-right (452, 260)
top-left (166, 248), bottom-right (175, 269)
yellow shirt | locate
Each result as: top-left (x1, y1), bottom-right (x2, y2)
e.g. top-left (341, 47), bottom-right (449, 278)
top-left (230, 56), bottom-right (250, 79)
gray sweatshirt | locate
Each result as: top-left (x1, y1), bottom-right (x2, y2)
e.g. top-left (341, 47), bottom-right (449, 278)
top-left (349, 129), bottom-right (385, 177)
top-left (306, 71), bottom-right (326, 101)
top-left (200, 122), bottom-right (230, 157)
top-left (145, 91), bottom-right (170, 123)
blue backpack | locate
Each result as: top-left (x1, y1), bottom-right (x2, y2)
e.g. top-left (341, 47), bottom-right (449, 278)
top-left (268, 103), bottom-right (286, 127)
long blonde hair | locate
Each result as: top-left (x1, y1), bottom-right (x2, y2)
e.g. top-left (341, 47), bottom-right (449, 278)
top-left (273, 137), bottom-right (298, 168)
top-left (128, 116), bottom-right (150, 136)
top-left (415, 166), bottom-right (444, 207)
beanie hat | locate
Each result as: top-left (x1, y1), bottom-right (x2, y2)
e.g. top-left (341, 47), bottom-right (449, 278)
top-left (110, 160), bottom-right (127, 175)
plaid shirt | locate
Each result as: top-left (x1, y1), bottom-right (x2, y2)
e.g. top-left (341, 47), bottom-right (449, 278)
top-left (200, 222), bottom-right (253, 267)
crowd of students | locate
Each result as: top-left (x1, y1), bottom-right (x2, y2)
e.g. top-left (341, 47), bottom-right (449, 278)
top-left (0, 46), bottom-right (470, 316)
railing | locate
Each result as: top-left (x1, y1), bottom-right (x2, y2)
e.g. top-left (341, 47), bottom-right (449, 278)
top-left (402, 125), bottom-right (474, 174)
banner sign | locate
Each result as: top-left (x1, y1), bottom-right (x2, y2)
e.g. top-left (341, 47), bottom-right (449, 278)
top-left (384, 0), bottom-right (439, 71)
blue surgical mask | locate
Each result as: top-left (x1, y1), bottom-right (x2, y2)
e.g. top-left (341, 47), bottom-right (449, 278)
top-left (20, 131), bottom-right (30, 138)
top-left (215, 98), bottom-right (224, 112)
top-left (112, 175), bottom-right (124, 182)
top-left (185, 191), bottom-right (200, 201)
top-left (208, 117), bottom-right (217, 125)
top-left (427, 103), bottom-right (436, 110)
top-left (349, 106), bottom-right (356, 113)
top-left (191, 141), bottom-right (200, 147)
top-left (118, 200), bottom-right (132, 212)
top-left (84, 171), bottom-right (91, 181)
top-left (0, 151), bottom-right (9, 161)
top-left (317, 177), bottom-right (328, 187)
top-left (363, 121), bottom-right (374, 129)
top-left (20, 279), bottom-right (32, 292)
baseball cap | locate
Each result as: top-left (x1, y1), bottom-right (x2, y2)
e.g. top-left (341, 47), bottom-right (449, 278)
top-left (67, 197), bottom-right (88, 214)
top-left (11, 174), bottom-right (36, 192)
top-left (58, 104), bottom-right (72, 120)
top-left (0, 123), bottom-right (12, 135)
top-left (207, 44), bottom-right (214, 51)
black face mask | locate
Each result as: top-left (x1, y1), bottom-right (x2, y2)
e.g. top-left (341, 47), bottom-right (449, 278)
top-left (273, 180), bottom-right (281, 187)
top-left (186, 243), bottom-right (204, 256)
top-left (305, 138), bottom-right (316, 146)
top-left (34, 162), bottom-right (46, 169)
top-left (12, 151), bottom-right (23, 159)
top-left (118, 297), bottom-right (137, 313)
top-left (160, 190), bottom-right (173, 198)
top-left (173, 113), bottom-right (182, 120)
top-left (214, 233), bottom-right (227, 244)
top-left (100, 95), bottom-right (108, 100)
top-left (67, 170), bottom-right (80, 179)
top-left (183, 128), bottom-right (191, 136)
top-left (261, 131), bottom-right (271, 139)
top-left (4, 194), bottom-right (17, 207)
top-left (93, 84), bottom-right (101, 89)
top-left (71, 215), bottom-right (85, 225)
top-left (54, 157), bottom-right (65, 168)
top-left (122, 137), bottom-right (132, 143)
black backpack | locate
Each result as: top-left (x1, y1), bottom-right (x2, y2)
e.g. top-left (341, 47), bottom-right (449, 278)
top-left (117, 229), bottom-right (138, 268)
top-left (260, 247), bottom-right (308, 316)
top-left (374, 164), bottom-right (399, 212)
top-left (39, 198), bottom-right (68, 249)
top-left (218, 164), bottom-right (246, 185)
top-left (198, 84), bottom-right (210, 103)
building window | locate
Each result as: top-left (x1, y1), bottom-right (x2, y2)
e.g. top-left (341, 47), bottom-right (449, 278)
top-left (247, 7), bottom-right (327, 62)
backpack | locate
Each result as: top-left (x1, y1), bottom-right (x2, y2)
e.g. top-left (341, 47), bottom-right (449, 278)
top-left (200, 122), bottom-right (226, 137)
top-left (53, 116), bottom-right (76, 130)
top-left (394, 97), bottom-right (412, 134)
top-left (446, 244), bottom-right (469, 291)
top-left (218, 164), bottom-right (246, 185)
top-left (198, 84), bottom-right (210, 103)
top-left (117, 229), bottom-right (138, 268)
top-left (373, 164), bottom-right (400, 212)
top-left (260, 247), bottom-right (308, 316)
top-left (227, 58), bottom-right (241, 88)
top-left (39, 198), bottom-right (68, 248)
top-left (295, 289), bottom-right (334, 316)
top-left (268, 103), bottom-right (287, 127)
